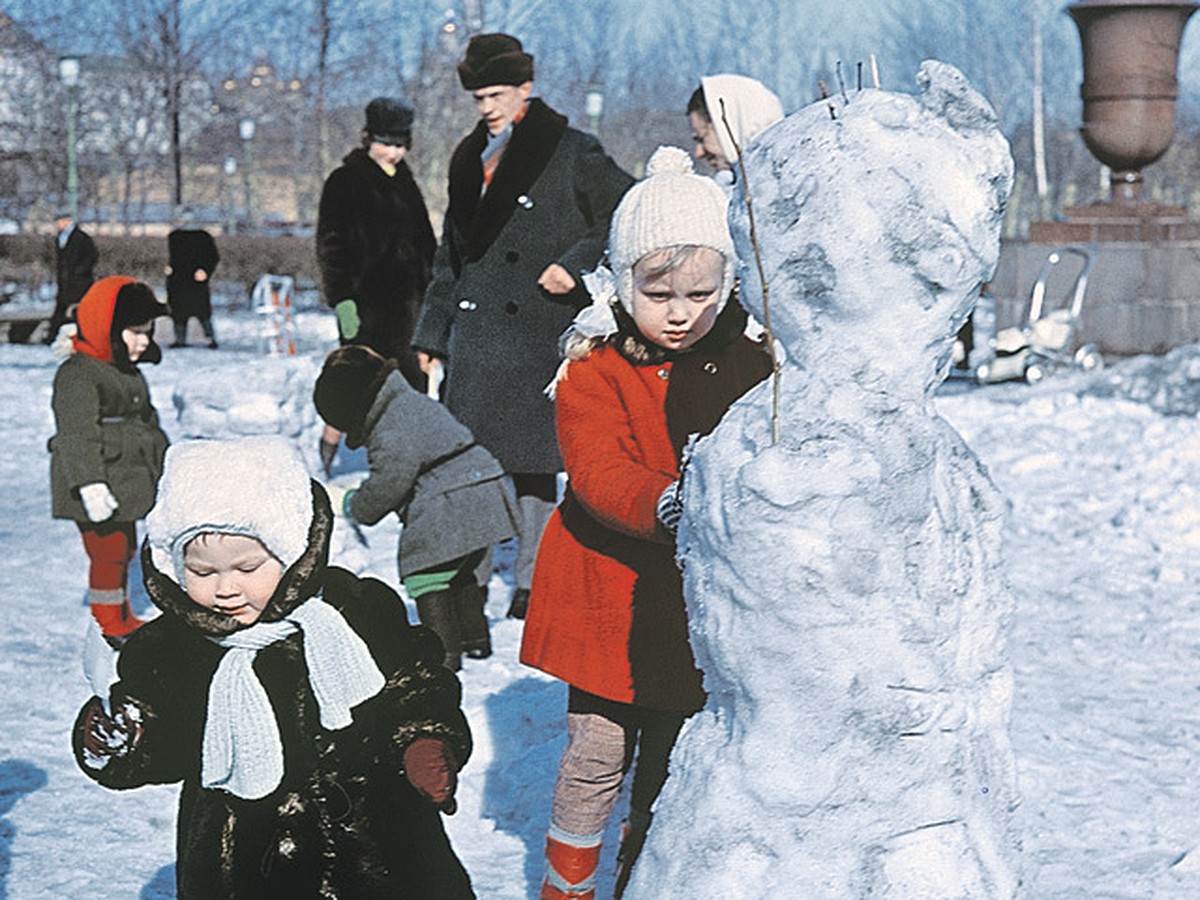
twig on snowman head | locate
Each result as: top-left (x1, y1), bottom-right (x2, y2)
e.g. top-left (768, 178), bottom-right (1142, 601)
top-left (718, 98), bottom-right (781, 444)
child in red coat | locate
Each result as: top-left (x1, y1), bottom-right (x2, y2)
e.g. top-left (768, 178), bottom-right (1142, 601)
top-left (520, 147), bottom-right (772, 898)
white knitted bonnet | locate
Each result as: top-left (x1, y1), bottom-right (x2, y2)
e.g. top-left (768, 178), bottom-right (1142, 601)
top-left (146, 436), bottom-right (313, 583)
top-left (608, 145), bottom-right (735, 312)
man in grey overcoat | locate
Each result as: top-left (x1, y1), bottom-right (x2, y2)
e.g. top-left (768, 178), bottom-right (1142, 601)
top-left (413, 33), bottom-right (632, 617)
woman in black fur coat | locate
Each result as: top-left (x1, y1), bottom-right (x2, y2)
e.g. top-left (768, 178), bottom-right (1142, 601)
top-left (317, 97), bottom-right (437, 391)
top-left (72, 437), bottom-right (474, 899)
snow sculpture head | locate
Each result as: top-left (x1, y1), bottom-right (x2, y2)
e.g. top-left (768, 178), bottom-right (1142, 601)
top-left (731, 60), bottom-right (1013, 391)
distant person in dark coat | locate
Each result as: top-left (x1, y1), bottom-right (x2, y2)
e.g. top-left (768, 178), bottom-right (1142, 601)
top-left (317, 97), bottom-right (437, 391)
top-left (412, 34), bottom-right (633, 618)
top-left (46, 211), bottom-right (99, 343)
top-left (166, 219), bottom-right (220, 348)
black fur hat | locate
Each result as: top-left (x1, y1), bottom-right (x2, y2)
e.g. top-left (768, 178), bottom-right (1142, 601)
top-left (364, 97), bottom-right (414, 146)
top-left (313, 345), bottom-right (396, 445)
top-left (457, 33), bottom-right (534, 90)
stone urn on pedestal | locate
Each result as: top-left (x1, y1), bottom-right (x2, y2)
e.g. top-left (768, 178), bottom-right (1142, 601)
top-left (992, 0), bottom-right (1200, 357)
top-left (1068, 0), bottom-right (1197, 207)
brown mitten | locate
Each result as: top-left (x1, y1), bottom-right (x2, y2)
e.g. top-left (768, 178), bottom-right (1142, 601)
top-left (403, 737), bottom-right (458, 813)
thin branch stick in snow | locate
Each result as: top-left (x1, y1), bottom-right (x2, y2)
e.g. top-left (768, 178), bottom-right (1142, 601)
top-left (836, 60), bottom-right (849, 104)
top-left (718, 98), bottom-right (781, 444)
top-left (817, 80), bottom-right (837, 120)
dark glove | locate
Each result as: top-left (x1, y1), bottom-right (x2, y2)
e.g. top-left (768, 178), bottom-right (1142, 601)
top-left (403, 737), bottom-right (458, 813)
top-left (79, 696), bottom-right (143, 770)
top-left (318, 436), bottom-right (339, 476)
top-left (655, 480), bottom-right (683, 535)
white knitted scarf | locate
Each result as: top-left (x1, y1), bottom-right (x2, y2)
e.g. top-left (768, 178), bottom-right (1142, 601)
top-left (201, 594), bottom-right (385, 799)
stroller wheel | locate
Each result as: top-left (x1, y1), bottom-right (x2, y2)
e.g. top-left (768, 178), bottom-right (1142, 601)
top-left (1075, 344), bottom-right (1104, 372)
top-left (1025, 363), bottom-right (1046, 384)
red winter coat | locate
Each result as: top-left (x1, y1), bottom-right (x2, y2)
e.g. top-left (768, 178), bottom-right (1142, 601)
top-left (520, 302), bottom-right (771, 711)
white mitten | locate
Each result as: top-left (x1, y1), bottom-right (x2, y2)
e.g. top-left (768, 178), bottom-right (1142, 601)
top-left (79, 482), bottom-right (118, 523)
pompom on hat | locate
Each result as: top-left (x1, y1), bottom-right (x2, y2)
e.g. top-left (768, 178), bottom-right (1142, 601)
top-left (146, 437), bottom-right (314, 585)
top-left (607, 145), bottom-right (735, 312)
top-left (457, 33), bottom-right (534, 90)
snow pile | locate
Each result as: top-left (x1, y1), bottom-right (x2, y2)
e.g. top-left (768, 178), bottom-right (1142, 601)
top-left (633, 61), bottom-right (1019, 897)
top-left (1083, 342), bottom-right (1200, 417)
top-left (169, 355), bottom-right (320, 442)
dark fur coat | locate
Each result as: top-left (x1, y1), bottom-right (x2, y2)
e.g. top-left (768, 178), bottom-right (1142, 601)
top-left (72, 487), bottom-right (475, 899)
top-left (317, 149), bottom-right (437, 388)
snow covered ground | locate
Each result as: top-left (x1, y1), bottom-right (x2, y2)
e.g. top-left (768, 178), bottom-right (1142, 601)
top-left (4, 307), bottom-right (1200, 898)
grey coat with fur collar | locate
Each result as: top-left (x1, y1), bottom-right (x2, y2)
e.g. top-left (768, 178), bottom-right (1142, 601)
top-left (413, 98), bottom-right (632, 475)
top-left (349, 372), bottom-right (519, 577)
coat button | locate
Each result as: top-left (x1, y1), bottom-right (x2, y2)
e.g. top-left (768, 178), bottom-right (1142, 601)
top-left (657, 368), bottom-right (669, 380)
top-left (516, 194), bottom-right (534, 209)
top-left (506, 250), bottom-right (519, 263)
top-left (458, 299), bottom-right (477, 311)
top-left (703, 361), bottom-right (718, 374)
top-left (505, 301), bottom-right (519, 315)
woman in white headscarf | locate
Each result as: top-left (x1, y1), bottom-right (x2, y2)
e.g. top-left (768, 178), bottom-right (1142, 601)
top-left (686, 74), bottom-right (785, 191)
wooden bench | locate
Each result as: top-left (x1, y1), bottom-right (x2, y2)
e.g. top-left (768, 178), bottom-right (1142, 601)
top-left (0, 308), bottom-right (52, 343)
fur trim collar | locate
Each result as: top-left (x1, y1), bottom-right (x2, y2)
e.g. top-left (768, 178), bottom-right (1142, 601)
top-left (141, 482), bottom-right (334, 637)
top-left (447, 97), bottom-right (568, 262)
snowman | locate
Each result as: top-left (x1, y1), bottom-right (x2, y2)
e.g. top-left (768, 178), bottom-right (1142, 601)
top-left (629, 61), bottom-right (1020, 898)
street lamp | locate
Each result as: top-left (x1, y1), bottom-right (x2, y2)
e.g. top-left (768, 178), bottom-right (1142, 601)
top-left (59, 56), bottom-right (81, 221)
top-left (584, 85), bottom-right (605, 134)
top-left (239, 116), bottom-right (256, 232)
top-left (223, 156), bottom-right (238, 235)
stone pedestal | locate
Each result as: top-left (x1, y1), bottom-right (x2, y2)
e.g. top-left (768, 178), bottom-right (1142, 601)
top-left (990, 205), bottom-right (1200, 357)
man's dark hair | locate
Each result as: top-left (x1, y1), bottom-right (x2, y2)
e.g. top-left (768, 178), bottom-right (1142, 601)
top-left (687, 85), bottom-right (709, 120)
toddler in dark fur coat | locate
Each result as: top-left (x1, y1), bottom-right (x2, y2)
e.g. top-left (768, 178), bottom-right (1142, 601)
top-left (72, 436), bottom-right (475, 899)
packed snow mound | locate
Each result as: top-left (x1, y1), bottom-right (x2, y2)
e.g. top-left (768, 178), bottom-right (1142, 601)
top-left (1083, 343), bottom-right (1200, 417)
top-left (169, 355), bottom-right (320, 443)
top-left (631, 60), bottom-right (1019, 898)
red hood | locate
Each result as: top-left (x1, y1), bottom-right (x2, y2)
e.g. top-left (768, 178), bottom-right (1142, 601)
top-left (72, 275), bottom-right (136, 363)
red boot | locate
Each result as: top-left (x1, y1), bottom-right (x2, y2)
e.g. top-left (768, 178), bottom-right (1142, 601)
top-left (539, 830), bottom-right (601, 900)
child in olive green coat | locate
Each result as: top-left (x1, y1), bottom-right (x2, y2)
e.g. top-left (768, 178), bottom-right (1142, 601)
top-left (50, 275), bottom-right (169, 642)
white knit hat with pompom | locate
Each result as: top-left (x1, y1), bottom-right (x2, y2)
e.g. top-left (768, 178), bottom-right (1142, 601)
top-left (608, 145), bottom-right (735, 312)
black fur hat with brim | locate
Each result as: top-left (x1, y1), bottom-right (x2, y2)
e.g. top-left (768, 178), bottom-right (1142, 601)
top-left (457, 33), bottom-right (534, 90)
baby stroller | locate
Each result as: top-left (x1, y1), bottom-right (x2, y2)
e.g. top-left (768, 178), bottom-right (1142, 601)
top-left (975, 246), bottom-right (1104, 384)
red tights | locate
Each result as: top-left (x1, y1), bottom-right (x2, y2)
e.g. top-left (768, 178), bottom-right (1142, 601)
top-left (77, 521), bottom-right (142, 638)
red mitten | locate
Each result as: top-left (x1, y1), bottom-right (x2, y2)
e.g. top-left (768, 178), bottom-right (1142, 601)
top-left (80, 696), bottom-right (143, 770)
top-left (403, 737), bottom-right (458, 813)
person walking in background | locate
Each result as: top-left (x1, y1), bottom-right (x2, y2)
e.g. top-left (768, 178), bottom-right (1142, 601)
top-left (45, 210), bottom-right (98, 343)
top-left (72, 437), bottom-right (476, 899)
top-left (313, 345), bottom-right (519, 670)
top-left (412, 33), bottom-right (632, 620)
top-left (686, 74), bottom-right (784, 190)
top-left (166, 215), bottom-right (220, 348)
top-left (520, 147), bottom-right (772, 898)
top-left (49, 276), bottom-right (169, 645)
top-left (316, 96), bottom-right (438, 477)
